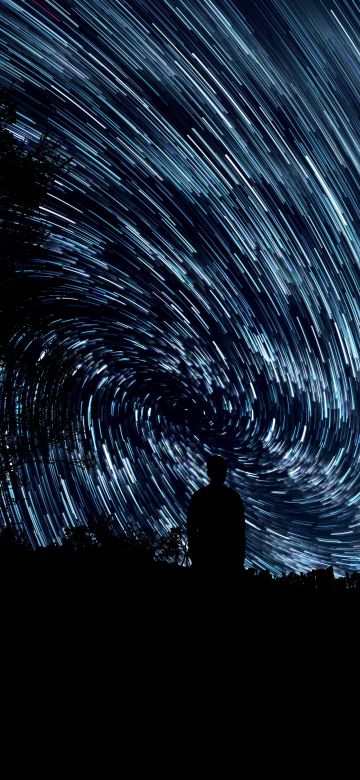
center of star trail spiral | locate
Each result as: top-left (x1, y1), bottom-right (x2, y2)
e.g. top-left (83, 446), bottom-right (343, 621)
top-left (0, 0), bottom-right (359, 573)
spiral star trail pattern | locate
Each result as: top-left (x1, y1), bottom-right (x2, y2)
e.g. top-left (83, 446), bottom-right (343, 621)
top-left (0, 0), bottom-right (359, 574)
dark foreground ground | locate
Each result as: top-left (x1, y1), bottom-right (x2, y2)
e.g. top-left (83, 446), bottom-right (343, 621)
top-left (1, 550), bottom-right (358, 634)
top-left (0, 550), bottom-right (357, 729)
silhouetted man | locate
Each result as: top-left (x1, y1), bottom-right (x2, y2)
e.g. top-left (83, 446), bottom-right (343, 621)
top-left (187, 455), bottom-right (245, 575)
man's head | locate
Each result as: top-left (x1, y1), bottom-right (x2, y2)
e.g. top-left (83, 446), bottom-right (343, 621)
top-left (207, 455), bottom-right (227, 485)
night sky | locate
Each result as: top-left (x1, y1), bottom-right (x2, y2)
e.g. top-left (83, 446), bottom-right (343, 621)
top-left (0, 0), bottom-right (359, 574)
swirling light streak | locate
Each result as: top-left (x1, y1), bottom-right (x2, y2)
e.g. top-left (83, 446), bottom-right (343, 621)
top-left (0, 0), bottom-right (359, 574)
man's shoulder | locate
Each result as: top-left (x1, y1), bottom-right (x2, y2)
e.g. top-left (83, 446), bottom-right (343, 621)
top-left (224, 486), bottom-right (244, 506)
top-left (190, 485), bottom-right (244, 502)
top-left (189, 486), bottom-right (216, 506)
top-left (191, 486), bottom-right (209, 499)
top-left (223, 485), bottom-right (242, 497)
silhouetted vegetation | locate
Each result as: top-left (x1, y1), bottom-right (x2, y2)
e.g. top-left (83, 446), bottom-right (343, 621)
top-left (0, 520), bottom-right (31, 556)
top-left (0, 84), bottom-right (71, 345)
top-left (0, 517), bottom-right (359, 595)
top-left (0, 87), bottom-right (95, 507)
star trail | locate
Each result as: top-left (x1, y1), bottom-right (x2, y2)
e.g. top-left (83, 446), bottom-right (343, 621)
top-left (0, 0), bottom-right (359, 574)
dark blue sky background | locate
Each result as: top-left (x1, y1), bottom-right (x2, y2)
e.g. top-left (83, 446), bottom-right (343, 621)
top-left (0, 0), bottom-right (359, 573)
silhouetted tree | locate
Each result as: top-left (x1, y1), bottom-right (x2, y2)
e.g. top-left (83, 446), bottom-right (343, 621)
top-left (0, 86), bottom-right (94, 510)
top-left (61, 525), bottom-right (98, 554)
top-left (154, 526), bottom-right (189, 566)
top-left (0, 83), bottom-right (71, 346)
top-left (0, 518), bottom-right (32, 555)
top-left (86, 510), bottom-right (119, 550)
top-left (0, 356), bottom-right (97, 512)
